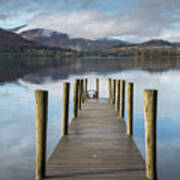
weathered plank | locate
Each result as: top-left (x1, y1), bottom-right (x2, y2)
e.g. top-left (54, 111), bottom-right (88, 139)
top-left (46, 99), bottom-right (146, 180)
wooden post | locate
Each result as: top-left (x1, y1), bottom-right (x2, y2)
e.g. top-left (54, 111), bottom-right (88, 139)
top-left (120, 80), bottom-right (125, 118)
top-left (115, 80), bottom-right (120, 112)
top-left (78, 80), bottom-right (82, 110)
top-left (73, 79), bottom-right (79, 119)
top-left (81, 79), bottom-right (85, 103)
top-left (127, 83), bottom-right (134, 136)
top-left (96, 78), bottom-right (99, 98)
top-left (62, 82), bottom-right (70, 136)
top-left (144, 90), bottom-right (157, 180)
top-left (35, 90), bottom-right (48, 180)
top-left (85, 78), bottom-right (88, 100)
top-left (108, 78), bottom-right (112, 102)
top-left (112, 79), bottom-right (116, 104)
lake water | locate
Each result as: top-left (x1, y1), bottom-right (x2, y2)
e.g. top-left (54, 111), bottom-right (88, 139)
top-left (0, 58), bottom-right (180, 180)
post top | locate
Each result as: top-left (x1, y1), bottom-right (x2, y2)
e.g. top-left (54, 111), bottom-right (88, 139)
top-left (35, 89), bottom-right (48, 94)
top-left (127, 82), bottom-right (133, 84)
top-left (120, 80), bottom-right (126, 83)
top-left (63, 82), bottom-right (70, 85)
top-left (144, 89), bottom-right (158, 93)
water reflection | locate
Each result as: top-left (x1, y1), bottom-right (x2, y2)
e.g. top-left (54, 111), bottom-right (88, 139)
top-left (0, 61), bottom-right (180, 179)
top-left (2, 56), bottom-right (180, 83)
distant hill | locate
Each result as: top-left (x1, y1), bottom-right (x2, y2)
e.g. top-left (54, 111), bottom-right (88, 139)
top-left (173, 42), bottom-right (180, 46)
top-left (140, 39), bottom-right (172, 47)
top-left (19, 28), bottom-right (130, 51)
top-left (0, 28), bottom-right (40, 47)
top-left (0, 28), bottom-right (76, 64)
top-left (3, 26), bottom-right (180, 59)
top-left (114, 39), bottom-right (180, 50)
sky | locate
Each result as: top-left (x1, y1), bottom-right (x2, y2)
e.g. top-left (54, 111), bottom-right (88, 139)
top-left (0, 0), bottom-right (180, 42)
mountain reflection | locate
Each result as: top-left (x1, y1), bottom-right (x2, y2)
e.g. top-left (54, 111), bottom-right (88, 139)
top-left (2, 56), bottom-right (180, 84)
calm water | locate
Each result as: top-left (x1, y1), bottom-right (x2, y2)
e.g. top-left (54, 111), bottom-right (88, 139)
top-left (1, 58), bottom-right (180, 180)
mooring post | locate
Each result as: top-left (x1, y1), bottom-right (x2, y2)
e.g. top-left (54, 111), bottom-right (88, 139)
top-left (73, 79), bottom-right (79, 119)
top-left (108, 78), bottom-right (112, 102)
top-left (144, 90), bottom-right (157, 180)
top-left (78, 80), bottom-right (82, 110)
top-left (115, 80), bottom-right (120, 112)
top-left (85, 78), bottom-right (88, 100)
top-left (127, 83), bottom-right (134, 136)
top-left (62, 82), bottom-right (70, 136)
top-left (81, 79), bottom-right (85, 103)
top-left (96, 78), bottom-right (99, 98)
top-left (112, 79), bottom-right (116, 104)
top-left (120, 80), bottom-right (125, 118)
top-left (35, 90), bottom-right (48, 180)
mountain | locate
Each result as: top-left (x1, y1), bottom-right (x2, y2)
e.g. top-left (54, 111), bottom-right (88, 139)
top-left (19, 28), bottom-right (130, 51)
top-left (94, 38), bottom-right (133, 49)
top-left (140, 39), bottom-right (172, 47)
top-left (114, 39), bottom-right (180, 50)
top-left (172, 42), bottom-right (180, 47)
top-left (137, 39), bottom-right (180, 50)
top-left (10, 27), bottom-right (180, 51)
top-left (0, 28), bottom-right (78, 83)
top-left (7, 25), bottom-right (27, 33)
top-left (0, 28), bottom-right (40, 47)
top-left (0, 28), bottom-right (72, 51)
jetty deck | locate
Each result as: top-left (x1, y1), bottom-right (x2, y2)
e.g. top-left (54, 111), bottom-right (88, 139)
top-left (46, 98), bottom-right (146, 180)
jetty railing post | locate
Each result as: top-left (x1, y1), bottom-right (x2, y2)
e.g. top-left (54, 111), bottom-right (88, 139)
top-left (115, 80), bottom-right (120, 112)
top-left (73, 79), bottom-right (79, 119)
top-left (144, 90), bottom-right (157, 180)
top-left (112, 79), bottom-right (116, 104)
top-left (81, 79), bottom-right (85, 103)
top-left (78, 80), bottom-right (82, 110)
top-left (120, 80), bottom-right (125, 118)
top-left (108, 78), bottom-right (112, 102)
top-left (96, 78), bottom-right (99, 98)
top-left (85, 78), bottom-right (88, 100)
top-left (62, 82), bottom-right (70, 136)
top-left (35, 90), bottom-right (48, 180)
top-left (127, 83), bottom-right (134, 136)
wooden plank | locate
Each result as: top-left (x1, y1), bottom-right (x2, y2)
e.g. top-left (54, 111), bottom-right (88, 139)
top-left (46, 99), bottom-right (146, 180)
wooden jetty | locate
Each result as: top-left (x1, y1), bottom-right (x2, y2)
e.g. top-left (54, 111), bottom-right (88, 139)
top-left (35, 78), bottom-right (158, 180)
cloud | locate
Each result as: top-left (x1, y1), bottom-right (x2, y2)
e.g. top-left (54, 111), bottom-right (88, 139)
top-left (4, 0), bottom-right (180, 42)
top-left (0, 13), bottom-right (8, 20)
top-left (81, 0), bottom-right (96, 8)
